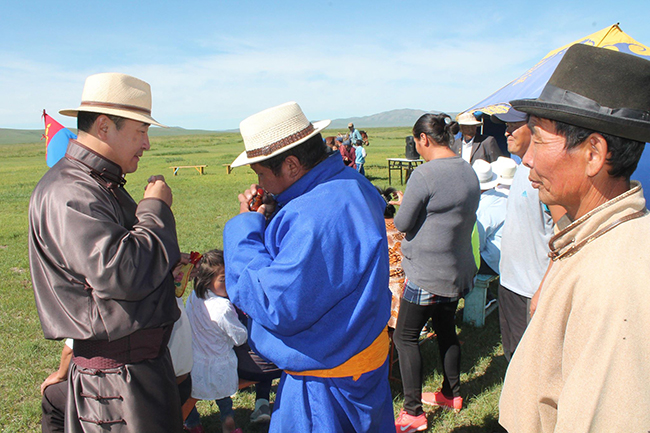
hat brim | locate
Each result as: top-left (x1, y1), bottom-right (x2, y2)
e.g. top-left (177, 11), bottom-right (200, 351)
top-left (231, 119), bottom-right (331, 168)
top-left (59, 106), bottom-right (167, 128)
top-left (497, 176), bottom-right (514, 186)
top-left (478, 173), bottom-right (499, 190)
top-left (490, 111), bottom-right (528, 124)
top-left (511, 99), bottom-right (650, 143)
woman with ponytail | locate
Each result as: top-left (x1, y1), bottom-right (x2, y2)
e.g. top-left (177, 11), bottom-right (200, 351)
top-left (392, 113), bottom-right (480, 431)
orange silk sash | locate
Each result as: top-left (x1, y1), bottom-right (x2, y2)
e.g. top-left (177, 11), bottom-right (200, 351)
top-left (285, 326), bottom-right (389, 381)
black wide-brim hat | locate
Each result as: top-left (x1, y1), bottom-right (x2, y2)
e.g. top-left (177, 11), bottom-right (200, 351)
top-left (510, 44), bottom-right (650, 143)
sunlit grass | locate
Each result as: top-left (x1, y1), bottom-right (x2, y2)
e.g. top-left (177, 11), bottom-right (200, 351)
top-left (0, 129), bottom-right (506, 432)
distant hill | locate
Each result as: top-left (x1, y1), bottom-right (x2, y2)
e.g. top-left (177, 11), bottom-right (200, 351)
top-left (0, 109), bottom-right (452, 144)
top-left (0, 127), bottom-right (221, 145)
top-left (329, 109), bottom-right (433, 129)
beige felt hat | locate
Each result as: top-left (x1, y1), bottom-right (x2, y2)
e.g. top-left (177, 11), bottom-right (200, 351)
top-left (231, 101), bottom-right (331, 168)
top-left (492, 156), bottom-right (517, 186)
top-left (60, 72), bottom-right (166, 127)
top-left (457, 111), bottom-right (483, 126)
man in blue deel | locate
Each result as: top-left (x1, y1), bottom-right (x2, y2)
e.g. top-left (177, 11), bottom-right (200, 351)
top-left (223, 101), bottom-right (394, 432)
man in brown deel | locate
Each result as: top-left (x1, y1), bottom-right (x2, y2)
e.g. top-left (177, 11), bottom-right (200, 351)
top-left (29, 72), bottom-right (183, 432)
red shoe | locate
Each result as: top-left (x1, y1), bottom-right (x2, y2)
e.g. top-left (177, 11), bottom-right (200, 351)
top-left (421, 391), bottom-right (462, 412)
top-left (395, 409), bottom-right (427, 432)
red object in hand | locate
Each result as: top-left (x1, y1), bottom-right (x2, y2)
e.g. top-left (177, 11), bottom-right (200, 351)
top-left (249, 188), bottom-right (265, 211)
top-left (174, 251), bottom-right (203, 298)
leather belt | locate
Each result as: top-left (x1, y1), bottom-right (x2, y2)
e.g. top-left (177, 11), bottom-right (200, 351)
top-left (73, 326), bottom-right (171, 369)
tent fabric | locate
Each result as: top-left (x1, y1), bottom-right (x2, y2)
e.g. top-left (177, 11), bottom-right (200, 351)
top-left (461, 24), bottom-right (650, 201)
top-left (463, 24), bottom-right (650, 117)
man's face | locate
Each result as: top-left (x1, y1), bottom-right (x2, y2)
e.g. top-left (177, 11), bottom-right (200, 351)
top-left (522, 116), bottom-right (589, 214)
top-left (250, 161), bottom-right (294, 195)
top-left (505, 121), bottom-right (531, 158)
top-left (106, 118), bottom-right (151, 173)
top-left (459, 125), bottom-right (476, 140)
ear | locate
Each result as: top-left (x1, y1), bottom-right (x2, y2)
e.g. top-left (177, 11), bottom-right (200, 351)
top-left (421, 133), bottom-right (433, 147)
top-left (283, 155), bottom-right (304, 180)
top-left (584, 133), bottom-right (608, 178)
top-left (94, 114), bottom-right (112, 140)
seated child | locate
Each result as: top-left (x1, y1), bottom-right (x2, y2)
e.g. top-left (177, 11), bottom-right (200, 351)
top-left (184, 249), bottom-right (248, 433)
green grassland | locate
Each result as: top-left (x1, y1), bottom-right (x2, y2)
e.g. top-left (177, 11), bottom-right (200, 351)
top-left (0, 128), bottom-right (505, 432)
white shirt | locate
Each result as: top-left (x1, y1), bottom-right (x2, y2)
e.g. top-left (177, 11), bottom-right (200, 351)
top-left (168, 297), bottom-right (193, 377)
top-left (186, 291), bottom-right (248, 400)
top-left (461, 138), bottom-right (474, 163)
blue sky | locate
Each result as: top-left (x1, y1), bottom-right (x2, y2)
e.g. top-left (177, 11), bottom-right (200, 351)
top-left (2, 0), bottom-right (650, 130)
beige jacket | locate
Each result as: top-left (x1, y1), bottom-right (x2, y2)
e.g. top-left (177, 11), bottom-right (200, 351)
top-left (500, 182), bottom-right (650, 432)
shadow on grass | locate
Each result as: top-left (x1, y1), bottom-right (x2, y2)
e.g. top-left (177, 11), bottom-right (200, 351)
top-left (198, 405), bottom-right (272, 433)
top-left (196, 382), bottom-right (278, 433)
top-left (448, 420), bottom-right (506, 433)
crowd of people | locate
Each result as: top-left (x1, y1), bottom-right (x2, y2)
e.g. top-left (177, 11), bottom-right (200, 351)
top-left (30, 43), bottom-right (650, 433)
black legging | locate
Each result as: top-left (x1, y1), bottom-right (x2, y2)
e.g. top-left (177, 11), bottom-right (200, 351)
top-left (235, 342), bottom-right (282, 401)
top-left (393, 298), bottom-right (460, 416)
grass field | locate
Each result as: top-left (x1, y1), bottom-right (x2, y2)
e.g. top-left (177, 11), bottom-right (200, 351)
top-left (0, 127), bottom-right (506, 432)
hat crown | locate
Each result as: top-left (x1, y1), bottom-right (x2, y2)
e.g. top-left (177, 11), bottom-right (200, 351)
top-left (458, 111), bottom-right (482, 125)
top-left (492, 156), bottom-right (517, 179)
top-left (81, 73), bottom-right (152, 112)
top-left (240, 102), bottom-right (312, 151)
top-left (511, 44), bottom-right (650, 143)
top-left (60, 72), bottom-right (164, 127)
top-left (230, 102), bottom-right (331, 168)
top-left (546, 44), bottom-right (650, 112)
top-left (472, 159), bottom-right (495, 182)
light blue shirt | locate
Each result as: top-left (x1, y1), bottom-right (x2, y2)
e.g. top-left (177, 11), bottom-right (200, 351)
top-left (476, 189), bottom-right (508, 273)
top-left (349, 128), bottom-right (362, 144)
top-left (499, 165), bottom-right (554, 297)
top-left (354, 145), bottom-right (366, 164)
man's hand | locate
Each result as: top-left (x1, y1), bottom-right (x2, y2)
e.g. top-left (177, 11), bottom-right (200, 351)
top-left (530, 287), bottom-right (541, 318)
top-left (40, 371), bottom-right (66, 395)
top-left (173, 253), bottom-right (199, 281)
top-left (238, 184), bottom-right (275, 217)
top-left (144, 175), bottom-right (173, 208)
top-left (41, 344), bottom-right (73, 395)
top-left (388, 190), bottom-right (404, 206)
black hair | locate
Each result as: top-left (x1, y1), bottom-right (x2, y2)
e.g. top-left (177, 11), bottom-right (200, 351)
top-left (258, 133), bottom-right (328, 176)
top-left (193, 249), bottom-right (225, 300)
top-left (552, 120), bottom-right (644, 179)
top-left (77, 112), bottom-right (126, 133)
top-left (412, 113), bottom-right (459, 147)
top-left (376, 186), bottom-right (398, 218)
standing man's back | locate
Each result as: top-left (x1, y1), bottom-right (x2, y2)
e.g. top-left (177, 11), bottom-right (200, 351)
top-left (223, 102), bottom-right (394, 432)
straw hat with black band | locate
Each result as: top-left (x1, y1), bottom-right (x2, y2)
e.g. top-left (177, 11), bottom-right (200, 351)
top-left (231, 101), bottom-right (331, 168)
top-left (60, 72), bottom-right (166, 128)
top-left (510, 43), bottom-right (650, 143)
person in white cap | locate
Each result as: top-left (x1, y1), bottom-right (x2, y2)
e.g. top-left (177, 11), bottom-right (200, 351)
top-left (223, 102), bottom-right (394, 432)
top-left (28, 72), bottom-right (184, 432)
top-left (472, 159), bottom-right (510, 275)
top-left (451, 111), bottom-right (502, 164)
top-left (491, 155), bottom-right (517, 196)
